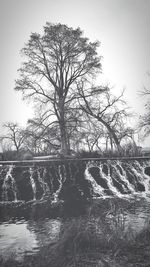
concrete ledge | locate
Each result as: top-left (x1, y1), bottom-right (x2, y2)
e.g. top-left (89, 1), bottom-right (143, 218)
top-left (0, 156), bottom-right (150, 166)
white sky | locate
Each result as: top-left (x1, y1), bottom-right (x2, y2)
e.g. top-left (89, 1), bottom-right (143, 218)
top-left (0, 0), bottom-right (150, 146)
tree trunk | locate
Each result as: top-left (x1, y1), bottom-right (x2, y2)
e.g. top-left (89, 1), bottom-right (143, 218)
top-left (98, 117), bottom-right (122, 153)
top-left (110, 137), bottom-right (113, 151)
top-left (58, 99), bottom-right (70, 155)
top-left (59, 121), bottom-right (69, 155)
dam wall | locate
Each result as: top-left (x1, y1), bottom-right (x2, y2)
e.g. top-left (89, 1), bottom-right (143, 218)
top-left (0, 157), bottom-right (150, 202)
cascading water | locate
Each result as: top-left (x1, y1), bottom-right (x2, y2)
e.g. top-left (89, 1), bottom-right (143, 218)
top-left (0, 159), bottom-right (150, 202)
top-left (84, 159), bottom-right (150, 199)
top-left (37, 167), bottom-right (50, 200)
top-left (29, 167), bottom-right (37, 200)
top-left (53, 164), bottom-right (66, 202)
top-left (2, 165), bottom-right (18, 202)
top-left (113, 161), bottom-right (135, 193)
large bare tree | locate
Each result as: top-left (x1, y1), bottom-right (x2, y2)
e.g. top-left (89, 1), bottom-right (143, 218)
top-left (15, 23), bottom-right (101, 155)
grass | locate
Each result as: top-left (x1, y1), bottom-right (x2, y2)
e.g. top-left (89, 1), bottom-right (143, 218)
top-left (0, 199), bottom-right (150, 267)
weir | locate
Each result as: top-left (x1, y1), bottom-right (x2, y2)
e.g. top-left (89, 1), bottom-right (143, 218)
top-left (0, 157), bottom-right (150, 202)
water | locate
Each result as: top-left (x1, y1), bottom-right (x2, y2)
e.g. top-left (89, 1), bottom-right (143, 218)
top-left (2, 165), bottom-right (18, 202)
top-left (0, 198), bottom-right (150, 262)
top-left (105, 198), bottom-right (150, 234)
top-left (0, 159), bottom-right (150, 263)
top-left (0, 218), bottom-right (61, 261)
top-left (84, 159), bottom-right (150, 198)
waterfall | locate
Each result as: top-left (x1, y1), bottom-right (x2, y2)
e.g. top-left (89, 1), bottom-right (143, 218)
top-left (37, 167), bottom-right (50, 199)
top-left (29, 167), bottom-right (37, 200)
top-left (84, 159), bottom-right (150, 198)
top-left (84, 163), bottom-right (104, 197)
top-left (0, 158), bottom-right (150, 202)
top-left (114, 161), bottom-right (135, 193)
top-left (53, 164), bottom-right (66, 202)
top-left (2, 165), bottom-right (18, 202)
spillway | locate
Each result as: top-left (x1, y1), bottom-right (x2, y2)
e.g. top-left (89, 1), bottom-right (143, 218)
top-left (0, 157), bottom-right (150, 202)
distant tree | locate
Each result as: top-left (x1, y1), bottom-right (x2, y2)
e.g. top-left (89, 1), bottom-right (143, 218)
top-left (73, 120), bottom-right (105, 152)
top-left (15, 23), bottom-right (101, 155)
top-left (139, 113), bottom-right (150, 139)
top-left (24, 117), bottom-right (61, 154)
top-left (0, 122), bottom-right (25, 153)
top-left (138, 75), bottom-right (150, 139)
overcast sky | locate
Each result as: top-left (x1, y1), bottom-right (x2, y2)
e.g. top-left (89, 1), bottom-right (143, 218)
top-left (0, 0), bottom-right (150, 146)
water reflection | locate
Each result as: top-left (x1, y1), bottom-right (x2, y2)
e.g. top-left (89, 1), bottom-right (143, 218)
top-left (125, 205), bottom-right (150, 233)
top-left (106, 199), bottom-right (150, 235)
top-left (27, 218), bottom-right (61, 247)
top-left (0, 222), bottom-right (37, 260)
top-left (0, 219), bottom-right (61, 261)
top-left (0, 199), bottom-right (150, 262)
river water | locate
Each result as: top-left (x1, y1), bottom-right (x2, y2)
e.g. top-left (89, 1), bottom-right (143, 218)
top-left (0, 197), bottom-right (150, 262)
top-left (0, 216), bottom-right (61, 261)
top-left (0, 159), bottom-right (150, 263)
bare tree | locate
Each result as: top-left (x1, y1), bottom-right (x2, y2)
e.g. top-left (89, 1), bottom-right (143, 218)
top-left (24, 118), bottom-right (61, 154)
top-left (78, 84), bottom-right (131, 152)
top-left (138, 75), bottom-right (150, 139)
top-left (139, 112), bottom-right (150, 140)
top-left (15, 23), bottom-right (101, 155)
top-left (0, 122), bottom-right (25, 153)
top-left (73, 119), bottom-right (105, 152)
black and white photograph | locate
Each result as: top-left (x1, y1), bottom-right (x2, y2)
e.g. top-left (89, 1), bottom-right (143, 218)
top-left (0, 0), bottom-right (150, 266)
